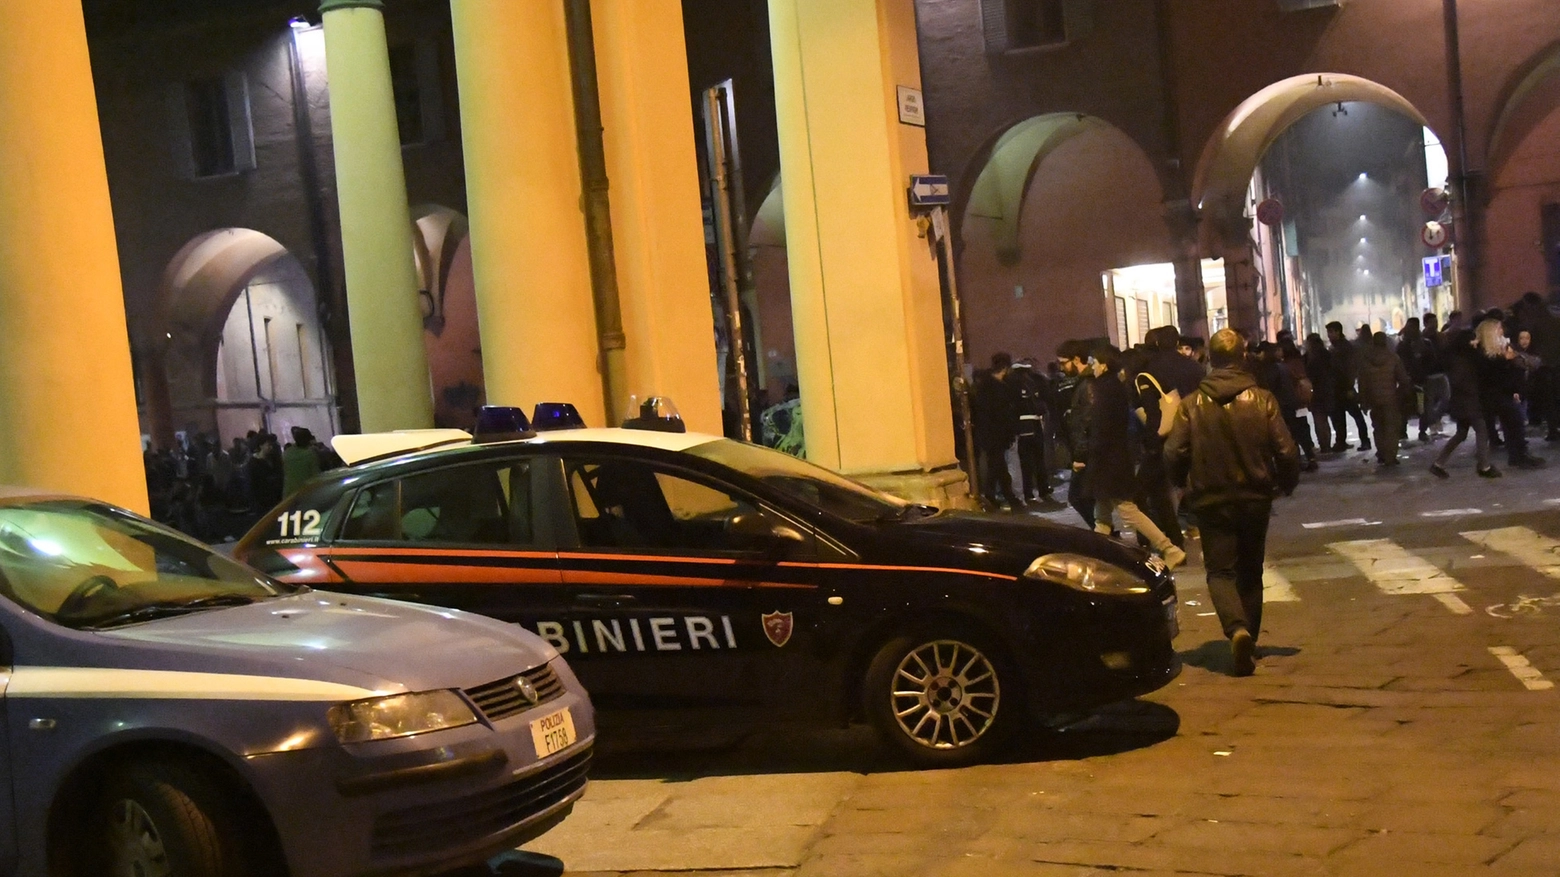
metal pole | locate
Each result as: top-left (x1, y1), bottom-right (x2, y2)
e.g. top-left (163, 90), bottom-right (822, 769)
top-left (703, 87), bottom-right (754, 441)
top-left (935, 206), bottom-right (978, 486)
top-left (563, 0), bottom-right (628, 425)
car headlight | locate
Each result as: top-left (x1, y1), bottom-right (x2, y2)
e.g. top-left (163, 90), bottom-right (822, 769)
top-left (328, 690), bottom-right (478, 743)
top-left (1023, 553), bottom-right (1151, 595)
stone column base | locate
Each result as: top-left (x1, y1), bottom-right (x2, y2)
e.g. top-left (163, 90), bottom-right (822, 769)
top-left (856, 465), bottom-right (978, 511)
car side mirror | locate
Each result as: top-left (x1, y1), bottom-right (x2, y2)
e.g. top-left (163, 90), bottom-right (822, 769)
top-left (726, 511), bottom-right (806, 551)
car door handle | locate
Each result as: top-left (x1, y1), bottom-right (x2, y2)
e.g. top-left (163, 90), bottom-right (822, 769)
top-left (575, 593), bottom-right (638, 604)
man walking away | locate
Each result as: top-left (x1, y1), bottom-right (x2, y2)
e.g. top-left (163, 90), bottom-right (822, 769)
top-left (1326, 322), bottom-right (1371, 452)
top-left (1166, 329), bottom-right (1300, 676)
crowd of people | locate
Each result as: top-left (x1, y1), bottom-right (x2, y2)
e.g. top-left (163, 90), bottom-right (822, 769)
top-left (968, 292), bottom-right (1560, 561)
top-left (143, 425), bottom-right (340, 541)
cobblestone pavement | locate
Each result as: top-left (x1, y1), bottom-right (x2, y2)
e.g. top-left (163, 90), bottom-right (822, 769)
top-left (505, 435), bottom-right (1560, 877)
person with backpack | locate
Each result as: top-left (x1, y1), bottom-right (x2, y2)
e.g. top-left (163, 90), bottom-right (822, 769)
top-left (1084, 345), bottom-right (1186, 570)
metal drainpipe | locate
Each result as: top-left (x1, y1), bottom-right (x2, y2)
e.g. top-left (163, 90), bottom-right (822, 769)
top-left (563, 0), bottom-right (627, 426)
top-left (1443, 0), bottom-right (1477, 310)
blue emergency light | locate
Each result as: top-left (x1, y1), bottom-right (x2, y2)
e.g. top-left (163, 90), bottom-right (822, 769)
top-left (472, 405), bottom-right (534, 442)
top-left (532, 402), bottom-right (588, 431)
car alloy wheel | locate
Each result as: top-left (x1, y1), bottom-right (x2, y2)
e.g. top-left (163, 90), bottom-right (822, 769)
top-left (106, 798), bottom-right (173, 877)
top-left (889, 638), bottom-right (1001, 750)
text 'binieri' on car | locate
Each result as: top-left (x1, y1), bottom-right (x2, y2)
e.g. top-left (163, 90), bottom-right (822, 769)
top-left (0, 485), bottom-right (593, 877)
top-left (236, 399), bottom-right (1179, 770)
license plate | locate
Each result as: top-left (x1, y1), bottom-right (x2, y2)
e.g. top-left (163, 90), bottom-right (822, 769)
top-left (529, 707), bottom-right (577, 758)
top-left (1163, 598), bottom-right (1180, 639)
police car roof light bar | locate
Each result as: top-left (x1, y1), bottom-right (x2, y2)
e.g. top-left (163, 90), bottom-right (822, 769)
top-left (621, 396), bottom-right (687, 433)
top-left (473, 406), bottom-right (537, 443)
top-left (532, 402), bottom-right (588, 431)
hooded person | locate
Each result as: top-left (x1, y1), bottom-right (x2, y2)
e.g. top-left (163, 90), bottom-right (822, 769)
top-left (1165, 329), bottom-right (1300, 676)
top-left (1357, 332), bottom-right (1412, 467)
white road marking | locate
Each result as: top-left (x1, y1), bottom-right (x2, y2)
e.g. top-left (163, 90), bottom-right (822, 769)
top-left (1488, 647), bottom-right (1554, 691)
top-left (1303, 518), bottom-right (1381, 530)
top-left (1420, 508), bottom-right (1483, 518)
top-left (1460, 527), bottom-right (1560, 578)
top-left (1263, 564), bottom-right (1300, 602)
top-left (1328, 539), bottom-right (1470, 614)
top-left (1432, 593), bottom-right (1474, 615)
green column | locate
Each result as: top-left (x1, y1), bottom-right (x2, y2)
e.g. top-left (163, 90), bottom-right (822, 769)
top-left (320, 0), bottom-right (434, 431)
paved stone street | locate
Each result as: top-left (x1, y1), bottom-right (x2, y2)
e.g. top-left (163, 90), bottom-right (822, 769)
top-left (512, 436), bottom-right (1560, 877)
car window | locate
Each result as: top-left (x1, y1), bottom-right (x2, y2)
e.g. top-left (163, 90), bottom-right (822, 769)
top-left (0, 501), bottom-right (284, 629)
top-left (340, 460), bottom-right (534, 546)
top-left (564, 458), bottom-right (758, 553)
top-left (685, 439), bottom-right (909, 523)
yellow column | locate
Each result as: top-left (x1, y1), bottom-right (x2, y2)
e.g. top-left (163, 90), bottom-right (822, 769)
top-left (450, 2), bottom-right (605, 427)
top-left (320, 0), bottom-right (434, 432)
top-left (591, 0), bottom-right (723, 435)
top-left (0, 5), bottom-right (147, 512)
top-left (769, 0), bottom-right (963, 501)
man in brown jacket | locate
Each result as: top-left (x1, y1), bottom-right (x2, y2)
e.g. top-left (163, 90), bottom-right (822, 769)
top-left (1165, 329), bottom-right (1301, 676)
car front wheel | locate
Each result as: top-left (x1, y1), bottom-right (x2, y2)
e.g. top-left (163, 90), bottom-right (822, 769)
top-left (92, 760), bottom-right (258, 877)
top-left (864, 629), bottom-right (1017, 768)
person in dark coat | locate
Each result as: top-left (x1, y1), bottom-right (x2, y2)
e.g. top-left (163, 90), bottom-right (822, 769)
top-left (1256, 342), bottom-right (1318, 469)
top-left (1326, 322), bottom-right (1372, 452)
top-left (1009, 360), bottom-right (1054, 504)
top-left (1303, 333), bottom-right (1336, 452)
top-left (1084, 345), bottom-right (1186, 569)
top-left (1430, 329), bottom-right (1498, 478)
top-left (1358, 333), bottom-right (1412, 467)
top-left (1165, 329), bottom-right (1300, 676)
top-left (1057, 340), bottom-right (1097, 528)
top-left (1475, 317), bottom-right (1547, 470)
top-left (1512, 291), bottom-right (1560, 439)
top-left (972, 353), bottom-right (1025, 511)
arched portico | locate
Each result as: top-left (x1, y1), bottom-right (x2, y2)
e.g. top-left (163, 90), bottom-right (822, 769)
top-left (411, 204), bottom-right (486, 428)
top-left (1484, 43), bottom-right (1560, 302)
top-left (956, 113), bottom-right (1175, 365)
top-left (146, 228), bottom-right (336, 448)
top-left (1193, 74), bottom-right (1432, 250)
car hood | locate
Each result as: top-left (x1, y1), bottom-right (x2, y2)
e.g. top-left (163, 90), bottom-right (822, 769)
top-left (94, 591), bottom-right (556, 694)
top-left (881, 511), bottom-right (1156, 576)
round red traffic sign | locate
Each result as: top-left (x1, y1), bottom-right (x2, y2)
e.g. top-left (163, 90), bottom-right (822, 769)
top-left (1255, 198), bottom-right (1285, 227)
top-left (1422, 221), bottom-right (1449, 249)
top-left (1421, 187), bottom-right (1450, 217)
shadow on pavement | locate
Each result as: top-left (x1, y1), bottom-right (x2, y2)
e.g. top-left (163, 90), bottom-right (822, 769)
top-left (1180, 638), bottom-right (1302, 675)
top-left (587, 699), bottom-right (1179, 781)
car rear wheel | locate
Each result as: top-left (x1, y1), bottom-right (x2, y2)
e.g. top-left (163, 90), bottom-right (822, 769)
top-left (92, 761), bottom-right (256, 877)
top-left (864, 628), bottom-right (1018, 768)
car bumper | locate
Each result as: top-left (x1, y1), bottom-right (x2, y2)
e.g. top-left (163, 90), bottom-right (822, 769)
top-left (1025, 586), bottom-right (1182, 715)
top-left (245, 690), bottom-right (594, 877)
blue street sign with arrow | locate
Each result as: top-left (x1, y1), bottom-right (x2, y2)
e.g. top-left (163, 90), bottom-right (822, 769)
top-left (908, 174), bottom-right (951, 207)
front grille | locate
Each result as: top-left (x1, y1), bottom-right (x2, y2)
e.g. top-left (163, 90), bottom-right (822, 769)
top-left (464, 662), bottom-right (565, 722)
top-left (370, 746), bottom-right (591, 860)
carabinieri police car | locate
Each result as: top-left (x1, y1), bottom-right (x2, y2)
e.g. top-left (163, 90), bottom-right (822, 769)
top-left (0, 486), bottom-right (592, 877)
top-left (236, 400), bottom-right (1179, 768)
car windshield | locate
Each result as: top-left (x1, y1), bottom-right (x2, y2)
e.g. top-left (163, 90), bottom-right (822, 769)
top-left (686, 440), bottom-right (911, 524)
top-left (0, 501), bottom-right (291, 630)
